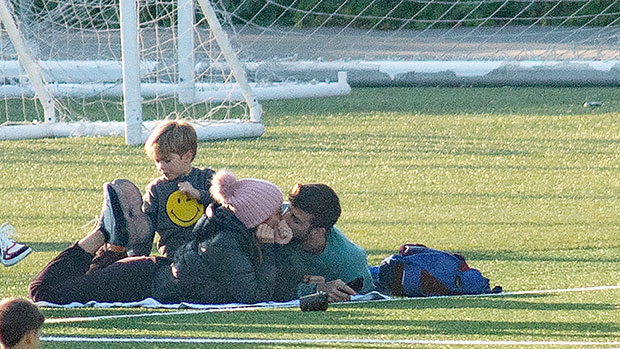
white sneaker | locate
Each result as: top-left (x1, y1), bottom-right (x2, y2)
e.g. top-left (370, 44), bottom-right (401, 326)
top-left (0, 222), bottom-right (32, 267)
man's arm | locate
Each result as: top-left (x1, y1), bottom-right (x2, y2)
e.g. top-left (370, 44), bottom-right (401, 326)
top-left (317, 279), bottom-right (356, 302)
top-left (297, 275), bottom-right (357, 302)
top-left (296, 226), bottom-right (376, 301)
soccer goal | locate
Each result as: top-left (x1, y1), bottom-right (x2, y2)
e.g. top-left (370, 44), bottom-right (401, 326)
top-left (1, 1), bottom-right (619, 144)
top-left (0, 0), bottom-right (351, 144)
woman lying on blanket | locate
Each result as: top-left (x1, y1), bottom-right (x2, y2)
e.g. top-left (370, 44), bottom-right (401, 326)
top-left (29, 170), bottom-right (293, 305)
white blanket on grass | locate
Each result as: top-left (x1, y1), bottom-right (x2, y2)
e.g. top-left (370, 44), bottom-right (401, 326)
top-left (36, 291), bottom-right (390, 309)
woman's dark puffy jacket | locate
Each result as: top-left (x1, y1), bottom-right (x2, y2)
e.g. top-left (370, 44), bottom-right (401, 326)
top-left (151, 205), bottom-right (276, 304)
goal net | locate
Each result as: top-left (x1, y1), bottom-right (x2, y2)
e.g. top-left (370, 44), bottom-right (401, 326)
top-left (1, 1), bottom-right (619, 143)
top-left (219, 0), bottom-right (620, 87)
top-left (0, 0), bottom-right (350, 143)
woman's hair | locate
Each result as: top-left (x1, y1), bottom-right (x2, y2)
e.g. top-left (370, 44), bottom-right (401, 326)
top-left (0, 298), bottom-right (44, 348)
top-left (144, 120), bottom-right (198, 162)
top-left (288, 183), bottom-right (341, 230)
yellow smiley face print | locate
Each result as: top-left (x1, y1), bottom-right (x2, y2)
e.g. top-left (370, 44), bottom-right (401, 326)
top-left (166, 190), bottom-right (204, 227)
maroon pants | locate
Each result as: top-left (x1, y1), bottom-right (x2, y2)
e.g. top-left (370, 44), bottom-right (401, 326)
top-left (29, 242), bottom-right (169, 304)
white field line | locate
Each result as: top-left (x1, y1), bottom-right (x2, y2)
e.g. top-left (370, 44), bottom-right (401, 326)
top-left (348, 284), bottom-right (620, 306)
top-left (45, 284), bottom-right (620, 324)
top-left (44, 306), bottom-right (262, 324)
top-left (40, 336), bottom-right (620, 346)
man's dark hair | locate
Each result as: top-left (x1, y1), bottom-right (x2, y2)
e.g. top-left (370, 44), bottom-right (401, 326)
top-left (288, 183), bottom-right (341, 230)
top-left (0, 297), bottom-right (44, 347)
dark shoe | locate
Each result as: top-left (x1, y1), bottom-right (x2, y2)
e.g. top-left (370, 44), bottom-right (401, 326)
top-left (106, 179), bottom-right (153, 255)
top-left (99, 181), bottom-right (129, 247)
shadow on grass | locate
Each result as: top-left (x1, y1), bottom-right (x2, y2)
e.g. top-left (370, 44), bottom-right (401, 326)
top-left (262, 87), bottom-right (620, 118)
top-left (41, 342), bottom-right (377, 349)
top-left (44, 303), bottom-right (618, 340)
top-left (366, 246), bottom-right (620, 264)
top-left (28, 241), bottom-right (74, 252)
top-left (347, 295), bottom-right (617, 311)
top-left (451, 248), bottom-right (620, 263)
top-left (345, 189), bottom-right (620, 201)
top-left (1, 187), bottom-right (98, 194)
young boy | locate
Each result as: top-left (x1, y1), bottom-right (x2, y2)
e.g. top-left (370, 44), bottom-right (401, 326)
top-left (0, 297), bottom-right (44, 349)
top-left (0, 222), bottom-right (32, 267)
top-left (139, 120), bottom-right (215, 257)
top-left (31, 120), bottom-right (213, 296)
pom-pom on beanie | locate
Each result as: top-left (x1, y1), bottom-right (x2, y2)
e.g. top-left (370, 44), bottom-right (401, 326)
top-left (210, 170), bottom-right (283, 228)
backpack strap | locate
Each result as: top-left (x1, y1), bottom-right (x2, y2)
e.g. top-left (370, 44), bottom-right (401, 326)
top-left (454, 254), bottom-right (471, 271)
top-left (399, 243), bottom-right (427, 256)
top-left (390, 261), bottom-right (405, 296)
top-left (419, 268), bottom-right (453, 296)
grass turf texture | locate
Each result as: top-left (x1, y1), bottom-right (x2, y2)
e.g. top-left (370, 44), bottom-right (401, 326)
top-left (0, 87), bottom-right (619, 347)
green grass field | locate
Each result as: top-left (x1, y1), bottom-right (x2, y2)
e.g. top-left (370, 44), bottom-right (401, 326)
top-left (0, 87), bottom-right (619, 348)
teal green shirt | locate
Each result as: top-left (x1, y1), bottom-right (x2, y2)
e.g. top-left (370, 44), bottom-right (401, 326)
top-left (281, 226), bottom-right (375, 298)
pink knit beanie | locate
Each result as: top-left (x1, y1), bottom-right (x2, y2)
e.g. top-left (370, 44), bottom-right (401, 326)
top-left (210, 170), bottom-right (283, 228)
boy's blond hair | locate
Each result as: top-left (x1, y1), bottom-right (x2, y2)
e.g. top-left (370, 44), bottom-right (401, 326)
top-left (144, 120), bottom-right (197, 161)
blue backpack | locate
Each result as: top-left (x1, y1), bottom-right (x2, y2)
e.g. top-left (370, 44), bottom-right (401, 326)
top-left (374, 244), bottom-right (501, 297)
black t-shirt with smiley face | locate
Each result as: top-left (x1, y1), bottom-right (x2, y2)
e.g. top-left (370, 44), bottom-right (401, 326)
top-left (142, 167), bottom-right (214, 257)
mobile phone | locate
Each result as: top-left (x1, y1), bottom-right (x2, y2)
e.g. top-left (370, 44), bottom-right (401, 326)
top-left (346, 277), bottom-right (364, 292)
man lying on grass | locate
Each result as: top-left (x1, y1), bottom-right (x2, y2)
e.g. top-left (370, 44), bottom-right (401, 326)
top-left (274, 183), bottom-right (376, 303)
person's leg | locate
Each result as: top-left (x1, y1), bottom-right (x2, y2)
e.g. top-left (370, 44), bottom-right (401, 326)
top-left (71, 221), bottom-right (129, 274)
top-left (87, 244), bottom-right (128, 274)
top-left (29, 226), bottom-right (104, 302)
top-left (82, 255), bottom-right (167, 302)
top-left (29, 241), bottom-right (93, 303)
top-left (29, 227), bottom-right (164, 304)
top-left (76, 224), bottom-right (106, 255)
